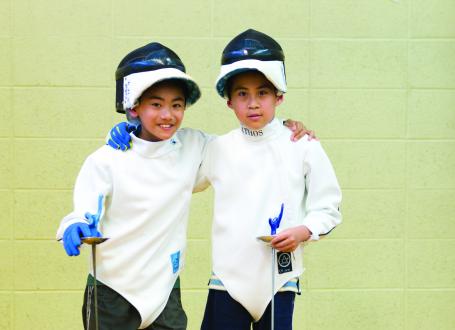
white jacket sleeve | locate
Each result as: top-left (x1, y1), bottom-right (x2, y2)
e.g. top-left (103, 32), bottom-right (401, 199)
top-left (56, 152), bottom-right (112, 240)
top-left (301, 141), bottom-right (342, 240)
top-left (192, 133), bottom-right (216, 193)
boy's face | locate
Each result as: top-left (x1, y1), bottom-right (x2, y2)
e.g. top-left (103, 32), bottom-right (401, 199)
top-left (227, 71), bottom-right (283, 130)
top-left (130, 81), bottom-right (186, 141)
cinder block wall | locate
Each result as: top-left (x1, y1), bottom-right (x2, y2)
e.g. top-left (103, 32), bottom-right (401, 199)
top-left (1, 0), bottom-right (454, 329)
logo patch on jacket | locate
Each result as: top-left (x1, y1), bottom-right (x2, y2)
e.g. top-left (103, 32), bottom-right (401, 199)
top-left (277, 252), bottom-right (292, 274)
top-left (241, 127), bottom-right (263, 137)
top-left (170, 251), bottom-right (180, 274)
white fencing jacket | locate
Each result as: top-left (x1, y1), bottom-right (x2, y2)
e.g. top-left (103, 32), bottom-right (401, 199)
top-left (56, 129), bottom-right (210, 329)
top-left (195, 118), bottom-right (342, 321)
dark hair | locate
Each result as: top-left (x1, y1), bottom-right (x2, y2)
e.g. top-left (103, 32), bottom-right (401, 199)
top-left (139, 78), bottom-right (189, 105)
top-left (225, 71), bottom-right (277, 100)
top-left (225, 77), bottom-right (235, 100)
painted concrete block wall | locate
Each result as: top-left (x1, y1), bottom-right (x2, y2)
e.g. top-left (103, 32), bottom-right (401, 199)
top-left (0, 0), bottom-right (454, 329)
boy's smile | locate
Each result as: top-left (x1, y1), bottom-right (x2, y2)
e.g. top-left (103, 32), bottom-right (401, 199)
top-left (227, 71), bottom-right (283, 130)
top-left (130, 81), bottom-right (186, 142)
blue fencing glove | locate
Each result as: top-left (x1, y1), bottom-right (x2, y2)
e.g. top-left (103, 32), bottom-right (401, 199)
top-left (62, 195), bottom-right (104, 256)
top-left (62, 222), bottom-right (100, 256)
top-left (107, 122), bottom-right (137, 151)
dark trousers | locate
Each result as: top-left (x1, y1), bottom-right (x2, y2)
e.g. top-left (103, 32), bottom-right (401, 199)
top-left (201, 289), bottom-right (295, 330)
top-left (82, 279), bottom-right (187, 330)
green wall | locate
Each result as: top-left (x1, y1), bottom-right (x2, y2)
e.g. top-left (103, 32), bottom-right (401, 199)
top-left (1, 0), bottom-right (454, 329)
